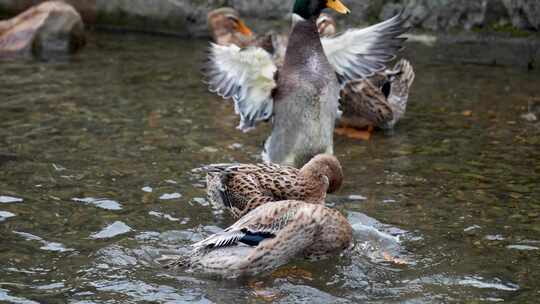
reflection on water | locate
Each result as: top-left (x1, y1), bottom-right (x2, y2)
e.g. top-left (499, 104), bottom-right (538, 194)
top-left (1, 32), bottom-right (539, 303)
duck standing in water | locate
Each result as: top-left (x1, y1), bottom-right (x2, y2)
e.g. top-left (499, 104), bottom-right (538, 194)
top-left (200, 154), bottom-right (343, 218)
top-left (337, 59), bottom-right (416, 139)
top-left (206, 0), bottom-right (407, 167)
top-left (167, 200), bottom-right (353, 277)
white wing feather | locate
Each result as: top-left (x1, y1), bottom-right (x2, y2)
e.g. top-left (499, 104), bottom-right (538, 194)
top-left (321, 13), bottom-right (408, 82)
top-left (207, 44), bottom-right (277, 132)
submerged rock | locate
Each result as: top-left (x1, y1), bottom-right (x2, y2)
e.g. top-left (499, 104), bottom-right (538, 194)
top-left (0, 1), bottom-right (85, 58)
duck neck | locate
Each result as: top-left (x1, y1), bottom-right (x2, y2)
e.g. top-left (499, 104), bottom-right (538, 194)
top-left (283, 16), bottom-right (324, 69)
top-left (297, 167), bottom-right (328, 204)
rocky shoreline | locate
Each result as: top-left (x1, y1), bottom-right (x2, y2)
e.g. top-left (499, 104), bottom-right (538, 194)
top-left (0, 0), bottom-right (539, 38)
top-left (0, 0), bottom-right (538, 67)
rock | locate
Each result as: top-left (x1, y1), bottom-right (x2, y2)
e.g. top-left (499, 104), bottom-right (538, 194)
top-left (94, 0), bottom-right (222, 37)
top-left (380, 3), bottom-right (406, 22)
top-left (0, 1), bottom-right (85, 58)
top-left (402, 0), bottom-right (489, 31)
top-left (0, 0), bottom-right (96, 23)
top-left (0, 0), bottom-right (538, 35)
top-left (502, 0), bottom-right (540, 30)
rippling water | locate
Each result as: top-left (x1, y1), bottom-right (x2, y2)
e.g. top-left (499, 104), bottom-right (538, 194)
top-left (0, 32), bottom-right (539, 303)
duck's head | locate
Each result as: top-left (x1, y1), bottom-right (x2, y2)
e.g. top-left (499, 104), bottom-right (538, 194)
top-left (207, 8), bottom-right (253, 38)
top-left (301, 154), bottom-right (344, 193)
top-left (317, 13), bottom-right (337, 36)
top-left (293, 0), bottom-right (350, 20)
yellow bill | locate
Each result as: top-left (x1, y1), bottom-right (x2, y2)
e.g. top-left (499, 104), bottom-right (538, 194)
top-left (326, 0), bottom-right (350, 14)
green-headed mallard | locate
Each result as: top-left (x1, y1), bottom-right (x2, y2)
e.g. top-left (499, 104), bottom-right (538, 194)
top-left (201, 154), bottom-right (343, 218)
top-left (207, 10), bottom-right (413, 140)
top-left (206, 0), bottom-right (407, 167)
top-left (167, 200), bottom-right (353, 277)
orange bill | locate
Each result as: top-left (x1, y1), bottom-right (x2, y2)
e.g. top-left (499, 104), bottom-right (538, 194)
top-left (236, 20), bottom-right (253, 36)
top-left (326, 0), bottom-right (350, 14)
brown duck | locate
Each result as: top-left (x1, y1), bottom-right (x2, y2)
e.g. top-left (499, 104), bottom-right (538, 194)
top-left (167, 200), bottom-right (353, 278)
top-left (336, 59), bottom-right (416, 139)
top-left (200, 154), bottom-right (343, 218)
top-left (207, 7), bottom-right (254, 47)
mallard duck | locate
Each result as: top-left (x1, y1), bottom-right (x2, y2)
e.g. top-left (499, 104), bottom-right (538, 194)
top-left (207, 7), bottom-right (254, 47)
top-left (207, 10), bottom-right (413, 140)
top-left (166, 200), bottom-right (353, 277)
top-left (206, 0), bottom-right (407, 167)
top-left (201, 154), bottom-right (343, 218)
top-left (336, 59), bottom-right (415, 139)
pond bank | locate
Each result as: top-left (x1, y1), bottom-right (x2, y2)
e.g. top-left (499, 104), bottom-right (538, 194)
top-left (0, 0), bottom-right (539, 38)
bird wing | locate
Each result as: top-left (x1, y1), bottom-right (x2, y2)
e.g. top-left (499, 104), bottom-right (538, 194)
top-left (206, 43), bottom-right (277, 132)
top-left (321, 13), bottom-right (408, 83)
top-left (192, 201), bottom-right (300, 250)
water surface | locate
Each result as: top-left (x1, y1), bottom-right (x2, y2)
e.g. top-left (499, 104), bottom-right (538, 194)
top-left (1, 32), bottom-right (539, 303)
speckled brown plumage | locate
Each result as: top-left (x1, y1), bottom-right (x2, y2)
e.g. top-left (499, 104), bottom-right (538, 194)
top-left (339, 59), bottom-right (415, 130)
top-left (207, 8), bottom-right (254, 48)
top-left (167, 200), bottom-right (353, 277)
top-left (202, 154), bottom-right (343, 218)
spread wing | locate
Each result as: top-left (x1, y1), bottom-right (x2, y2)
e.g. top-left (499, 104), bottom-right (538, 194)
top-left (321, 13), bottom-right (409, 83)
top-left (206, 43), bottom-right (277, 132)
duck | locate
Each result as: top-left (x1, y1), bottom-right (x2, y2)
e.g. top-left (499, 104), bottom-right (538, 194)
top-left (207, 10), bottom-right (414, 140)
top-left (166, 200), bottom-right (353, 277)
top-left (207, 7), bottom-right (254, 48)
top-left (336, 59), bottom-right (416, 139)
top-left (200, 154), bottom-right (343, 218)
top-left (206, 0), bottom-right (408, 168)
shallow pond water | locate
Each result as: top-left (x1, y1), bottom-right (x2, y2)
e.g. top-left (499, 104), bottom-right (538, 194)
top-left (1, 32), bottom-right (539, 303)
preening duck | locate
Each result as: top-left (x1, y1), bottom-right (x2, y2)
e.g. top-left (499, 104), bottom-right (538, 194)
top-left (206, 0), bottom-right (408, 167)
top-left (200, 154), bottom-right (343, 218)
top-left (166, 200), bottom-right (353, 278)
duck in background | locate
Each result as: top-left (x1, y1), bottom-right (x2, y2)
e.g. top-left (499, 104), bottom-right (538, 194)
top-left (337, 59), bottom-right (416, 140)
top-left (166, 200), bottom-right (353, 277)
top-left (207, 7), bottom-right (254, 48)
top-left (199, 154), bottom-right (343, 218)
